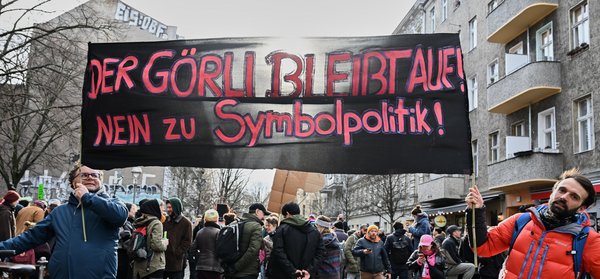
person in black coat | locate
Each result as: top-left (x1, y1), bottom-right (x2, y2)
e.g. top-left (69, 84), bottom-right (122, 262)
top-left (384, 222), bottom-right (413, 279)
top-left (267, 202), bottom-right (325, 279)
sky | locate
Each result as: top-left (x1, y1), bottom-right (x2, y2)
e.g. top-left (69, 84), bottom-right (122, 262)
top-left (120, 0), bottom-right (417, 38)
top-left (22, 0), bottom-right (418, 39)
top-left (8, 0), bottom-right (417, 187)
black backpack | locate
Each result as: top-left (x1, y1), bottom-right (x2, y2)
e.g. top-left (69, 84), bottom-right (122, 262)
top-left (127, 226), bottom-right (153, 261)
top-left (390, 235), bottom-right (412, 265)
top-left (216, 221), bottom-right (246, 264)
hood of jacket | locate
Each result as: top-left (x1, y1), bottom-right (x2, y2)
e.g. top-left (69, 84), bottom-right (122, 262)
top-left (415, 212), bottom-right (429, 221)
top-left (281, 214), bottom-right (314, 232)
top-left (322, 232), bottom-right (340, 247)
top-left (240, 212), bottom-right (264, 225)
top-left (393, 228), bottom-right (407, 236)
top-left (167, 197), bottom-right (183, 216)
top-left (529, 204), bottom-right (591, 234)
top-left (134, 213), bottom-right (160, 227)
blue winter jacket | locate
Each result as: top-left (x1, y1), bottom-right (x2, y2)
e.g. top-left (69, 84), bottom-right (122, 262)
top-left (0, 190), bottom-right (127, 279)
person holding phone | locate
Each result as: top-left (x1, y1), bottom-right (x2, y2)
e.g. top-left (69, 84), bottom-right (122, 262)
top-left (0, 164), bottom-right (128, 279)
top-left (351, 225), bottom-right (391, 279)
top-left (406, 235), bottom-right (445, 279)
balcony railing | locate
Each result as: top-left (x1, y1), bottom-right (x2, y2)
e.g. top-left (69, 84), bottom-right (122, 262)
top-left (417, 176), bottom-right (466, 203)
top-left (488, 151), bottom-right (563, 189)
top-left (487, 0), bottom-right (558, 43)
top-left (488, 61), bottom-right (561, 114)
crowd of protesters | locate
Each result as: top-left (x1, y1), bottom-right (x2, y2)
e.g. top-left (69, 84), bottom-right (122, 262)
top-left (2, 167), bottom-right (599, 279)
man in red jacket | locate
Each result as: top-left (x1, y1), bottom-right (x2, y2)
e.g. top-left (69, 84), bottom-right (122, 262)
top-left (466, 168), bottom-right (600, 279)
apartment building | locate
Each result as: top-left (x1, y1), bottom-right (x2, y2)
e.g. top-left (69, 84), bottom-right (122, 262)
top-left (394, 0), bottom-right (599, 228)
top-left (320, 174), bottom-right (418, 232)
top-left (15, 0), bottom-right (180, 201)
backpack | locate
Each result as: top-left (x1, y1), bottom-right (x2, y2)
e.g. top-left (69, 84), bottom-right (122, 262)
top-left (216, 221), bottom-right (246, 264)
top-left (127, 226), bottom-right (153, 261)
top-left (390, 235), bottom-right (412, 265)
top-left (509, 212), bottom-right (590, 279)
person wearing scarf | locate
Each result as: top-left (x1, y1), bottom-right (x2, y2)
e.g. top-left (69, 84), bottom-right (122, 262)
top-left (0, 190), bottom-right (21, 241)
top-left (407, 235), bottom-right (445, 279)
top-left (352, 225), bottom-right (392, 279)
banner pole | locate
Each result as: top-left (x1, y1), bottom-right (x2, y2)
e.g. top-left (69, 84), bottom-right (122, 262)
top-left (471, 174), bottom-right (478, 271)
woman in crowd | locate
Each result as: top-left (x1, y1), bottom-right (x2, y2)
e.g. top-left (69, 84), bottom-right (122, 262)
top-left (407, 235), bottom-right (445, 279)
top-left (315, 215), bottom-right (341, 279)
top-left (191, 209), bottom-right (223, 279)
top-left (132, 199), bottom-right (168, 279)
top-left (261, 215), bottom-right (279, 278)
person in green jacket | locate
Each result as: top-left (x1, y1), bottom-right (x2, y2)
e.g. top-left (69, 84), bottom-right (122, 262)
top-left (345, 225), bottom-right (367, 279)
top-left (225, 203), bottom-right (270, 279)
top-left (133, 199), bottom-right (168, 279)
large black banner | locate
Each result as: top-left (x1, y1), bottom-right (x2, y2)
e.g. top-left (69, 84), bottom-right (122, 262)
top-left (81, 34), bottom-right (472, 174)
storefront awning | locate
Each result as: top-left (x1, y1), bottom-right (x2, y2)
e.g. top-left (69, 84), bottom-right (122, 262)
top-left (424, 195), bottom-right (501, 216)
top-left (490, 179), bottom-right (557, 192)
top-left (532, 183), bottom-right (600, 200)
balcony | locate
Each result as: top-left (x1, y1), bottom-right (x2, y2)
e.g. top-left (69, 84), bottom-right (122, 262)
top-left (488, 61), bottom-right (561, 114)
top-left (417, 176), bottom-right (466, 203)
top-left (487, 0), bottom-right (558, 44)
top-left (488, 151), bottom-right (563, 190)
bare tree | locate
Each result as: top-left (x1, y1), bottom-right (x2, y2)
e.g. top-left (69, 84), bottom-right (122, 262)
top-left (336, 175), bottom-right (356, 222)
top-left (169, 167), bottom-right (210, 217)
top-left (246, 181), bottom-right (269, 205)
top-left (0, 0), bottom-right (118, 191)
top-left (368, 174), bottom-right (411, 226)
top-left (211, 169), bottom-right (250, 211)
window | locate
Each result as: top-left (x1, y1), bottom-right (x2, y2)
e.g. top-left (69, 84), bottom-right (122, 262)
top-left (488, 0), bottom-right (500, 13)
top-left (472, 140), bottom-right (479, 177)
top-left (489, 132), bottom-right (499, 163)
top-left (488, 59), bottom-right (498, 84)
top-left (511, 121), bottom-right (526, 136)
top-left (430, 7), bottom-right (436, 33)
top-left (571, 1), bottom-right (589, 49)
top-left (575, 96), bottom-right (594, 152)
top-left (536, 22), bottom-right (554, 61)
top-left (469, 17), bottom-right (477, 50)
top-left (468, 76), bottom-right (478, 111)
top-left (538, 108), bottom-right (556, 150)
top-left (508, 41), bottom-right (524, 55)
top-left (506, 41), bottom-right (527, 74)
top-left (442, 0), bottom-right (448, 21)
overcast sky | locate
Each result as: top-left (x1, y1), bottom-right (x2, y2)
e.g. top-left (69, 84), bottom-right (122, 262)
top-left (122, 0), bottom-right (416, 38)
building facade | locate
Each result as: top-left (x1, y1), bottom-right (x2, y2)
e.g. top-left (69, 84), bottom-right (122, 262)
top-left (394, 0), bottom-right (599, 229)
top-left (320, 174), bottom-right (418, 233)
top-left (15, 0), bottom-right (180, 201)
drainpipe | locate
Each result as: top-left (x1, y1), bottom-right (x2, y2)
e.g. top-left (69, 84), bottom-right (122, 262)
top-left (529, 104), bottom-right (533, 150)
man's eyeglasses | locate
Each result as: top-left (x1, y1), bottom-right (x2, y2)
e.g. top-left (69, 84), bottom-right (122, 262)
top-left (79, 172), bottom-right (101, 179)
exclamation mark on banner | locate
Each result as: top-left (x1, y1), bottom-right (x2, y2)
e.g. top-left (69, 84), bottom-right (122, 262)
top-left (456, 47), bottom-right (465, 93)
top-left (434, 102), bottom-right (445, 136)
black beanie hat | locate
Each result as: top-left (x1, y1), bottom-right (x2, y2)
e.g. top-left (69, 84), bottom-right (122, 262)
top-left (139, 199), bottom-right (162, 219)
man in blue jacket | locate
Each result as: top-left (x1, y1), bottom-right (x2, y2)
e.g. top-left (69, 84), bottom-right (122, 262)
top-left (0, 164), bottom-right (128, 279)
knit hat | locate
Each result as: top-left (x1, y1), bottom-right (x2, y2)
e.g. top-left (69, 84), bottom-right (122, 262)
top-left (333, 221), bottom-right (344, 230)
top-left (204, 209), bottom-right (219, 222)
top-left (367, 224), bottom-right (379, 233)
top-left (139, 199), bottom-right (162, 219)
top-left (33, 200), bottom-right (47, 210)
top-left (2, 190), bottom-right (20, 204)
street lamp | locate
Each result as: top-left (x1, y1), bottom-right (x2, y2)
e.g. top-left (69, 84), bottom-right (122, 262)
top-left (376, 201), bottom-right (382, 229)
top-left (131, 167), bottom-right (142, 204)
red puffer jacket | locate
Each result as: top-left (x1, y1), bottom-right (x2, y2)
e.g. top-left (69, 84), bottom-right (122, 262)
top-left (468, 205), bottom-right (600, 279)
